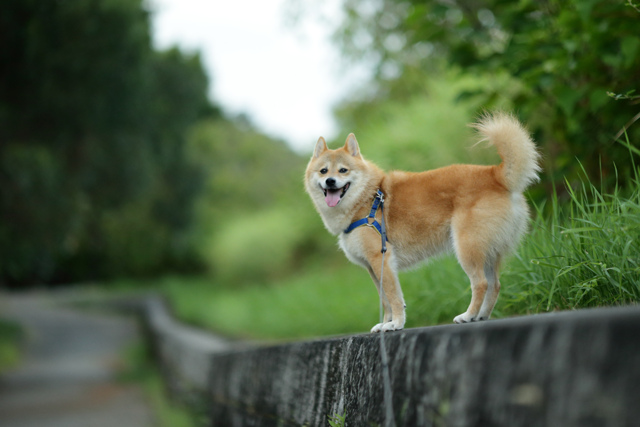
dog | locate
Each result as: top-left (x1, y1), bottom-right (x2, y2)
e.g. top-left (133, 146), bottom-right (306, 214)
top-left (304, 112), bottom-right (540, 332)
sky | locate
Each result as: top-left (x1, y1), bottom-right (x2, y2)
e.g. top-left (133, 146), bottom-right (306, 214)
top-left (150, 0), bottom-right (366, 153)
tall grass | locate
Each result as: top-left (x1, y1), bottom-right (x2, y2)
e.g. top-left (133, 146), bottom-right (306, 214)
top-left (122, 141), bottom-right (640, 340)
top-left (498, 165), bottom-right (640, 315)
top-left (144, 165), bottom-right (640, 340)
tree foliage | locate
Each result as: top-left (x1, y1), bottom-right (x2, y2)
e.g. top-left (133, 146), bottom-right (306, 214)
top-left (0, 0), bottom-right (216, 284)
top-left (334, 0), bottom-right (640, 191)
top-left (185, 118), bottom-right (316, 280)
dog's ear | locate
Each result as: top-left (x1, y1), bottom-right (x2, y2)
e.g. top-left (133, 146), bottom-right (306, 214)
top-left (344, 133), bottom-right (361, 157)
top-left (313, 137), bottom-right (328, 158)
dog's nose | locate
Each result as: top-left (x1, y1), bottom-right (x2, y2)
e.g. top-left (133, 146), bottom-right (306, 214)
top-left (326, 178), bottom-right (336, 188)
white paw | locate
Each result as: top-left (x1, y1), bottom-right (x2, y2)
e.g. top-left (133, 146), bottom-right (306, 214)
top-left (370, 323), bottom-right (384, 333)
top-left (370, 320), bottom-right (404, 333)
top-left (453, 312), bottom-right (478, 324)
top-left (382, 320), bottom-right (404, 332)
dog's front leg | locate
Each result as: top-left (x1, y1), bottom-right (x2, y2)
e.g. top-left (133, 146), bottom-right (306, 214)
top-left (365, 247), bottom-right (406, 333)
top-left (367, 266), bottom-right (392, 324)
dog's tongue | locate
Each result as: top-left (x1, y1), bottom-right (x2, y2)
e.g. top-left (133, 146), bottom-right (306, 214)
top-left (325, 189), bottom-right (341, 207)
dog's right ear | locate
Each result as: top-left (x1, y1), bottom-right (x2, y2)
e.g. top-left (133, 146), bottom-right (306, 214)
top-left (313, 137), bottom-right (328, 158)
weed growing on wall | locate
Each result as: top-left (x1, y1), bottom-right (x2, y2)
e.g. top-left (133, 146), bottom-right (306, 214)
top-left (327, 412), bottom-right (347, 427)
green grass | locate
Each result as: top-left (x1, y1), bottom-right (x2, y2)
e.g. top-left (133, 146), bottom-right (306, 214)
top-left (114, 157), bottom-right (640, 341)
top-left (124, 174), bottom-right (639, 341)
top-left (154, 174), bottom-right (638, 340)
top-left (119, 343), bottom-right (200, 427)
top-left (497, 173), bottom-right (640, 315)
top-left (148, 266), bottom-right (381, 340)
top-left (123, 255), bottom-right (473, 340)
top-left (0, 318), bottom-right (22, 373)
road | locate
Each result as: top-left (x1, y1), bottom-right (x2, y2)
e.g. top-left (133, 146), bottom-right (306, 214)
top-left (0, 291), bottom-right (156, 427)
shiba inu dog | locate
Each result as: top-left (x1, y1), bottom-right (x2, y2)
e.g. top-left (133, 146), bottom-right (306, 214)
top-left (304, 112), bottom-right (540, 332)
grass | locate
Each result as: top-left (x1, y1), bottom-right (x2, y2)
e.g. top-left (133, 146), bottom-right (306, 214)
top-left (123, 253), bottom-right (470, 340)
top-left (121, 172), bottom-right (639, 341)
top-left (114, 152), bottom-right (640, 341)
top-left (0, 318), bottom-right (22, 373)
top-left (112, 258), bottom-right (463, 341)
top-left (119, 343), bottom-right (201, 427)
top-left (497, 172), bottom-right (640, 315)
top-left (142, 266), bottom-right (381, 340)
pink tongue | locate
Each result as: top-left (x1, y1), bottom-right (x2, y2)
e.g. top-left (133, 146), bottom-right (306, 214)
top-left (325, 190), bottom-right (341, 207)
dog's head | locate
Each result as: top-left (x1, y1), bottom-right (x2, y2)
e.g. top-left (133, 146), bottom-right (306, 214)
top-left (305, 133), bottom-right (364, 208)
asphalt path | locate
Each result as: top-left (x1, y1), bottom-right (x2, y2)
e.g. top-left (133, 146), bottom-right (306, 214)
top-left (0, 291), bottom-right (156, 427)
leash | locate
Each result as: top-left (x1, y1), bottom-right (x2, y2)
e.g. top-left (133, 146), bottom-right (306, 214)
top-left (343, 189), bottom-right (396, 425)
top-left (376, 194), bottom-right (396, 427)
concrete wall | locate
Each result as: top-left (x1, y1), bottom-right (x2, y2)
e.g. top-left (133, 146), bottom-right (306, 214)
top-left (139, 298), bottom-right (640, 427)
top-left (134, 297), bottom-right (235, 413)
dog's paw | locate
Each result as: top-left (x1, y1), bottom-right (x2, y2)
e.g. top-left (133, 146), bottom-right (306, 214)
top-left (453, 312), bottom-right (478, 324)
top-left (382, 321), bottom-right (404, 332)
top-left (370, 320), bottom-right (404, 333)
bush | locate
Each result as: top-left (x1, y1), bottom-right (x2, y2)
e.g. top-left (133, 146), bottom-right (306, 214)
top-left (205, 204), bottom-right (338, 284)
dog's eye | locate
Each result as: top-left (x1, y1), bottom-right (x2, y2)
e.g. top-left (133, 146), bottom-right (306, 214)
top-left (320, 168), bottom-right (328, 174)
top-left (339, 168), bottom-right (348, 173)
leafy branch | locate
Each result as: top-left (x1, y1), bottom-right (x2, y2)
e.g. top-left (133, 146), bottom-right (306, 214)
top-left (607, 90), bottom-right (640, 103)
top-left (627, 0), bottom-right (640, 13)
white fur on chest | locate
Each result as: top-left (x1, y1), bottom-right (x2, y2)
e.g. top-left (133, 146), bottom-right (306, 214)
top-left (338, 232), bottom-right (364, 265)
top-left (315, 206), bottom-right (354, 235)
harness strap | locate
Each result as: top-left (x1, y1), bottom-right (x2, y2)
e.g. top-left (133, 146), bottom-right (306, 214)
top-left (344, 189), bottom-right (388, 244)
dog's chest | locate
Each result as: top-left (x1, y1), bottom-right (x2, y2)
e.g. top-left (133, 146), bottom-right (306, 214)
top-left (337, 233), bottom-right (370, 268)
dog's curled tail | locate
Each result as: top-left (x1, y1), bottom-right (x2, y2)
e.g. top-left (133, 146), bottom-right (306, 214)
top-left (472, 112), bottom-right (541, 193)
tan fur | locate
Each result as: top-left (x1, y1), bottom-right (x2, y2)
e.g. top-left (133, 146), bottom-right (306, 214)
top-left (305, 112), bottom-right (540, 332)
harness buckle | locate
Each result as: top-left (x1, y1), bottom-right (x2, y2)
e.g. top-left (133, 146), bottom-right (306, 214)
top-left (344, 189), bottom-right (389, 245)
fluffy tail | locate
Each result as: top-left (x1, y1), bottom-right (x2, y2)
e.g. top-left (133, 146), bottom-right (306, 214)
top-left (472, 112), bottom-right (541, 193)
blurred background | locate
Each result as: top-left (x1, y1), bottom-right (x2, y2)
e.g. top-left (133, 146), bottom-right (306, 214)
top-left (1, 1), bottom-right (639, 424)
top-left (1, 0), bottom-right (639, 334)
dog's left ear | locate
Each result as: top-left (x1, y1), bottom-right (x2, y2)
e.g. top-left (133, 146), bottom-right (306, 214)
top-left (344, 133), bottom-right (361, 157)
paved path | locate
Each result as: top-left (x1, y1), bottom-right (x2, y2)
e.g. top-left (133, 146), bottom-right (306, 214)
top-left (0, 291), bottom-right (156, 427)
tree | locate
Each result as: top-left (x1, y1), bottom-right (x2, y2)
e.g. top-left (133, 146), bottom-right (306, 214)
top-left (334, 0), bottom-right (640, 191)
top-left (0, 0), bottom-right (215, 285)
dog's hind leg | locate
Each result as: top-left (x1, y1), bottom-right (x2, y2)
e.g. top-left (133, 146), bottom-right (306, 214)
top-left (452, 234), bottom-right (490, 323)
top-left (453, 267), bottom-right (488, 323)
top-left (477, 256), bottom-right (501, 321)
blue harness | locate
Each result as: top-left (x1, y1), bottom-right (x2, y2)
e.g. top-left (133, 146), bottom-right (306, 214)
top-left (343, 190), bottom-right (388, 251)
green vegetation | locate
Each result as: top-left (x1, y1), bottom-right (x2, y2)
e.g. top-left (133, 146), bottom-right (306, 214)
top-left (0, 319), bottom-right (22, 373)
top-left (0, 1), bottom-right (298, 286)
top-left (498, 153), bottom-right (640, 315)
top-left (119, 343), bottom-right (200, 427)
top-left (122, 163), bottom-right (638, 341)
top-left (334, 0), bottom-right (640, 191)
top-left (334, 72), bottom-right (504, 171)
top-left (0, 0), bottom-right (214, 285)
top-left (328, 412), bottom-right (347, 427)
top-left (2, 1), bottom-right (639, 341)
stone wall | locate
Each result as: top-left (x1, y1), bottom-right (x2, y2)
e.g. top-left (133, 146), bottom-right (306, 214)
top-left (138, 298), bottom-right (640, 426)
top-left (133, 297), bottom-right (236, 412)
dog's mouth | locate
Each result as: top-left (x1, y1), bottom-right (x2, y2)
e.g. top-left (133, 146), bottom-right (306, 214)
top-left (322, 183), bottom-right (350, 207)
